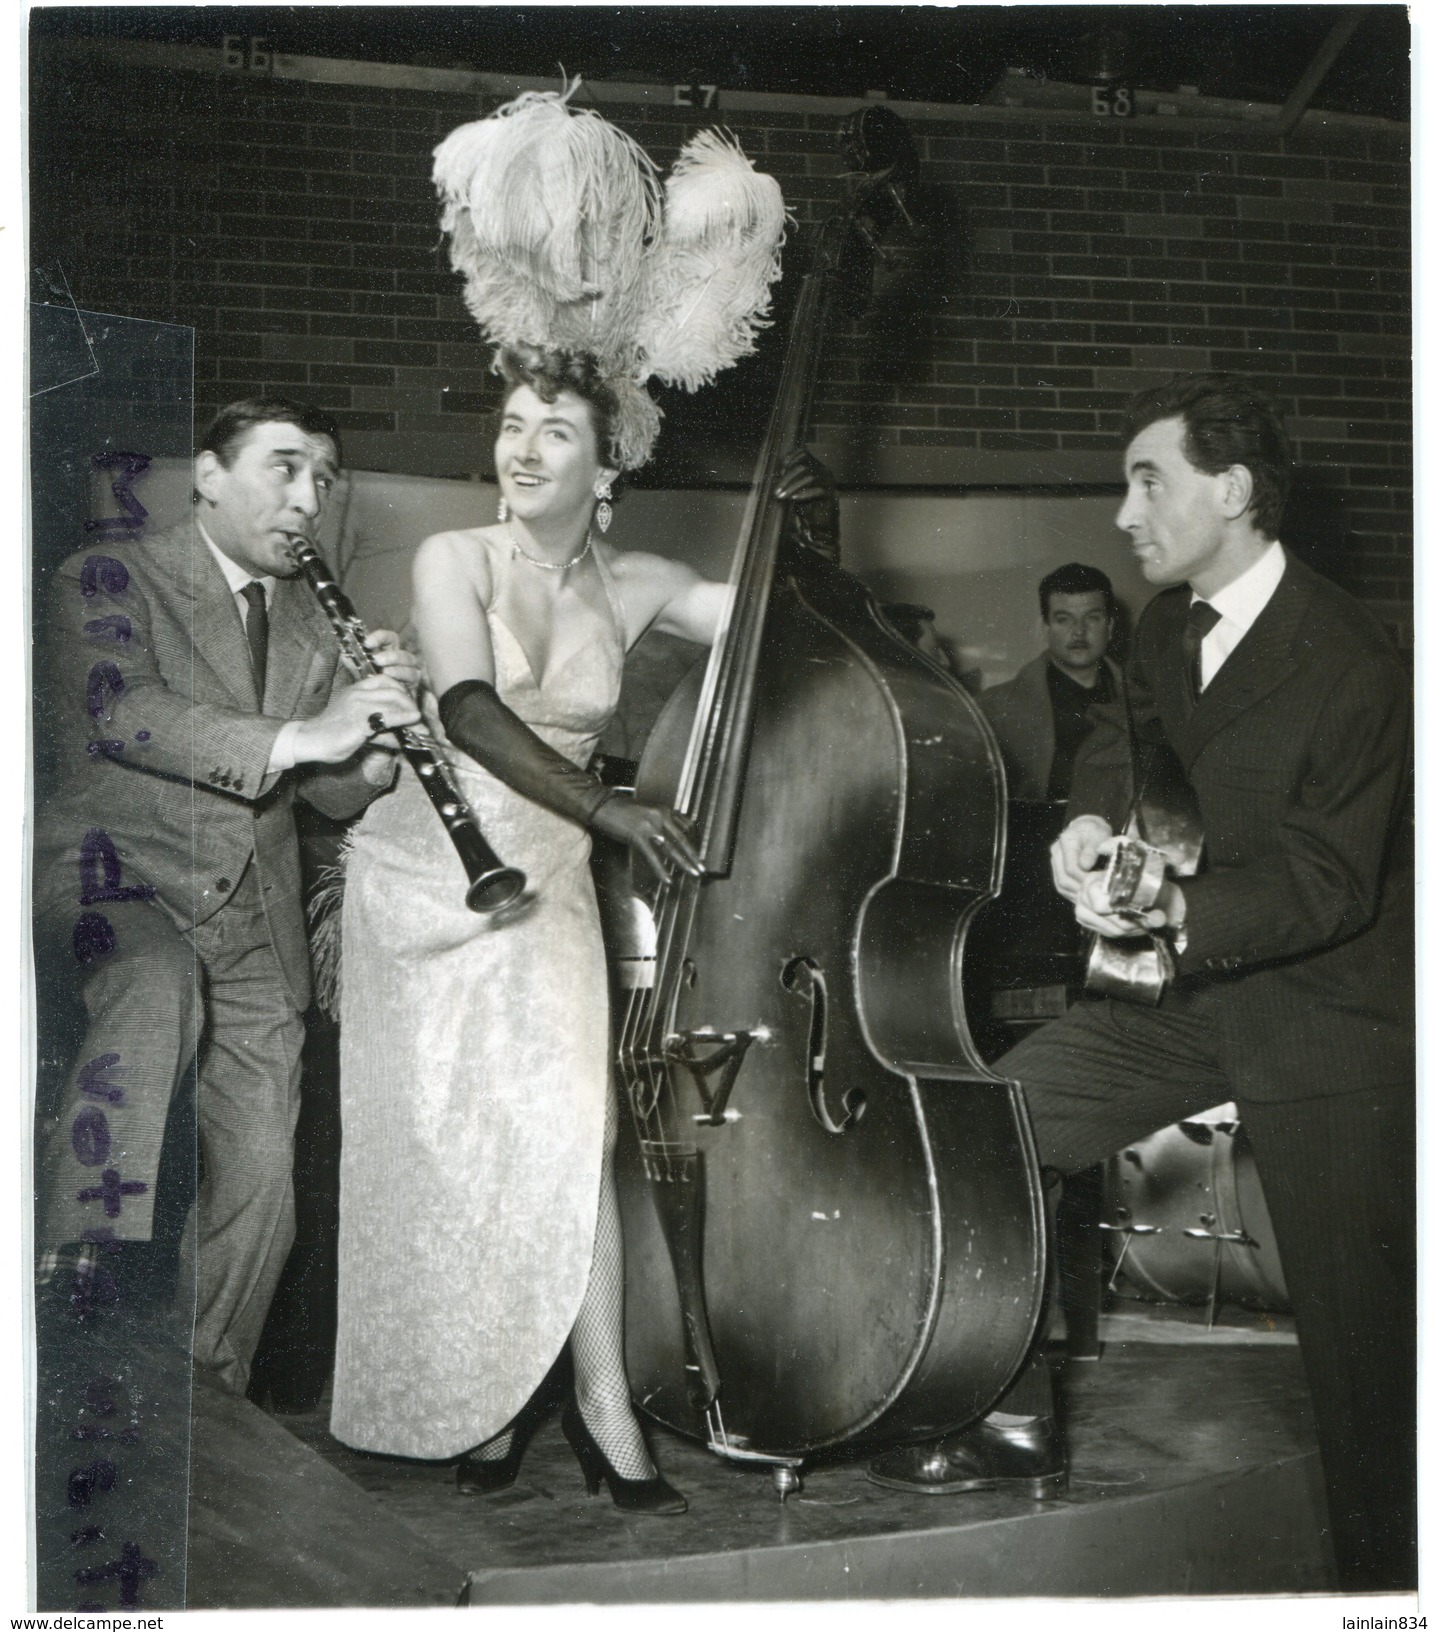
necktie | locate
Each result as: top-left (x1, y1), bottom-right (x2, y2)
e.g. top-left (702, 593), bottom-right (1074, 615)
top-left (1181, 599), bottom-right (1221, 706)
top-left (240, 580), bottom-right (269, 702)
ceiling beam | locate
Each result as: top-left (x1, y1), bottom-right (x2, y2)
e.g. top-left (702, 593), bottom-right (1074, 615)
top-left (1276, 7), bottom-right (1371, 134)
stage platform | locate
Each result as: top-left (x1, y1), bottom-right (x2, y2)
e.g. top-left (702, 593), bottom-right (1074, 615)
top-left (186, 1303), bottom-right (1338, 1605)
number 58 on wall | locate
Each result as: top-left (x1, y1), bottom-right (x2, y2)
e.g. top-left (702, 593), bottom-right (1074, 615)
top-left (1091, 85), bottom-right (1136, 117)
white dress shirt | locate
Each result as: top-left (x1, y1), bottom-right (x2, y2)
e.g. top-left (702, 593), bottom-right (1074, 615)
top-left (197, 523), bottom-right (302, 771)
top-left (1195, 540), bottom-right (1286, 690)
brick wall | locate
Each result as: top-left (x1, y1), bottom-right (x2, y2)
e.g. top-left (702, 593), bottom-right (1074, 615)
top-left (29, 41), bottom-right (1411, 636)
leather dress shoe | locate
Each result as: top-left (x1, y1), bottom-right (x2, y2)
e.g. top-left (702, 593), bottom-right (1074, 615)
top-left (866, 1414), bottom-right (1067, 1499)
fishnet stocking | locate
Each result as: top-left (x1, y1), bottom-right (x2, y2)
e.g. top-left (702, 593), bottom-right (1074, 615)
top-left (470, 1424), bottom-right (516, 1463)
top-left (568, 1088), bottom-right (655, 1482)
top-left (469, 1092), bottom-right (653, 1479)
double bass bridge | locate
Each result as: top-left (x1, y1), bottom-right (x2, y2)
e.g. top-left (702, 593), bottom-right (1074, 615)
top-left (662, 1026), bottom-right (769, 1127)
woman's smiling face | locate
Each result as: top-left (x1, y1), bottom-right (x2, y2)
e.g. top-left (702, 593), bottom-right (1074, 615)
top-left (495, 385), bottom-right (614, 532)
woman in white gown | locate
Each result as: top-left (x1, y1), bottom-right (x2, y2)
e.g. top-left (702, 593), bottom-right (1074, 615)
top-left (326, 80), bottom-right (827, 1512)
top-left (329, 346), bottom-right (731, 1512)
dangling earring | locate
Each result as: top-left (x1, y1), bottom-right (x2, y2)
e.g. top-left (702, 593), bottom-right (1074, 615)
top-left (497, 496), bottom-right (509, 524)
top-left (594, 476), bottom-right (613, 535)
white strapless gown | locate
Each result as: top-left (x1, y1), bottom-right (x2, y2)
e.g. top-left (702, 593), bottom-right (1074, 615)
top-left (330, 553), bottom-right (625, 1459)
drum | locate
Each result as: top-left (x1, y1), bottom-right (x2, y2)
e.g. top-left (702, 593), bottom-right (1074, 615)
top-left (1104, 1104), bottom-right (1290, 1315)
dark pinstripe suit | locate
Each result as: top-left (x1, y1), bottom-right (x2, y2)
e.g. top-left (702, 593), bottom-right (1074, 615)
top-left (1000, 553), bottom-right (1414, 1589)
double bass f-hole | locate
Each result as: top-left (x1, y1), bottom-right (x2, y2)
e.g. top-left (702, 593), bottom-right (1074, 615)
top-left (780, 957), bottom-right (866, 1134)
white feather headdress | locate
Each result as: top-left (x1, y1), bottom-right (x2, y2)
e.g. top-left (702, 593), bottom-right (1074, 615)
top-left (433, 80), bottom-right (788, 469)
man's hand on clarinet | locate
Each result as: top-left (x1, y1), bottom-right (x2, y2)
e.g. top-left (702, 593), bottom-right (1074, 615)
top-left (593, 795), bottom-right (704, 883)
top-left (363, 628), bottom-right (423, 690)
top-left (292, 673), bottom-right (421, 765)
top-left (351, 631), bottom-right (422, 780)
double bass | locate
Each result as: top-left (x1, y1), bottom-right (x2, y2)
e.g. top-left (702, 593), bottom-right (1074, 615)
top-left (615, 109), bottom-right (1046, 1490)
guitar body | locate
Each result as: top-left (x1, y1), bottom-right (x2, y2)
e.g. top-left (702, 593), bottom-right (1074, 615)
top-left (1083, 737), bottom-right (1204, 1006)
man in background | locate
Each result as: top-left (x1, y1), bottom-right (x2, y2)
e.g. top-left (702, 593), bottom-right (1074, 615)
top-left (977, 562), bottom-right (1120, 801)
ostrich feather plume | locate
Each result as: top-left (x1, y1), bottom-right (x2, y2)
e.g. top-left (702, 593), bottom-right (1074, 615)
top-left (434, 84), bottom-right (786, 467)
top-left (639, 131), bottom-right (788, 391)
top-left (433, 84), bottom-right (661, 370)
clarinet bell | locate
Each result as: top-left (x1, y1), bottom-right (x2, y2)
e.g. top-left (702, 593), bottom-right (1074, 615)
top-left (466, 862), bottom-right (528, 914)
top-left (449, 815), bottom-right (527, 913)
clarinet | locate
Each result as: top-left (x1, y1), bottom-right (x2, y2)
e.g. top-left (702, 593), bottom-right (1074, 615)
top-left (288, 541), bottom-right (527, 914)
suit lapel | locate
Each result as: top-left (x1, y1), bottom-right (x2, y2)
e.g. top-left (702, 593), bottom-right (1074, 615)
top-left (1178, 559), bottom-right (1312, 763)
top-left (150, 523), bottom-right (261, 710)
top-left (1142, 592), bottom-right (1197, 751)
top-left (266, 575), bottom-right (334, 719)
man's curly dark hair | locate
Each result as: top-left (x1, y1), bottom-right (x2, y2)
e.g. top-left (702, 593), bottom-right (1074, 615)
top-left (1122, 373), bottom-right (1292, 539)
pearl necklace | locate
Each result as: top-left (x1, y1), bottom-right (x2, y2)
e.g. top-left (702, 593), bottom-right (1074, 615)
top-left (507, 525), bottom-right (593, 573)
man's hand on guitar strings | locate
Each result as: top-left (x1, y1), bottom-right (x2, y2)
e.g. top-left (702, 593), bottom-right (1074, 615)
top-left (1074, 868), bottom-right (1147, 939)
top-left (1050, 814), bottom-right (1114, 902)
top-left (1074, 843), bottom-right (1188, 941)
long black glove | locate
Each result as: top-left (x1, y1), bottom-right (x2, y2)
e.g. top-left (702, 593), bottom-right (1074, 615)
top-left (438, 679), bottom-right (701, 879)
top-left (776, 448), bottom-right (840, 563)
top-left (439, 678), bottom-right (613, 825)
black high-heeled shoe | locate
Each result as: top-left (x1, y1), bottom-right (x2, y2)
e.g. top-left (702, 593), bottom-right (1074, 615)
top-left (455, 1435), bottom-right (526, 1495)
top-left (560, 1402), bottom-right (687, 1515)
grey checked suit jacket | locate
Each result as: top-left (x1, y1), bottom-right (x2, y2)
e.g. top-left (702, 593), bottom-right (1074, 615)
top-left (36, 521), bottom-right (382, 1011)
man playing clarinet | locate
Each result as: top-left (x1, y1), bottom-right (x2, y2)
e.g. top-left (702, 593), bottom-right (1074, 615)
top-left (34, 398), bottom-right (420, 1395)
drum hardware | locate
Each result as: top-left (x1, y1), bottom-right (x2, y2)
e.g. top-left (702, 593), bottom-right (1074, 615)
top-left (1182, 1216), bottom-right (1263, 1330)
top-left (1102, 1109), bottom-right (1289, 1324)
top-left (1098, 1212), bottom-right (1162, 1292)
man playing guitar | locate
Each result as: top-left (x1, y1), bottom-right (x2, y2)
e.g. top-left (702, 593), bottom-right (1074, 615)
top-left (869, 374), bottom-right (1415, 1595)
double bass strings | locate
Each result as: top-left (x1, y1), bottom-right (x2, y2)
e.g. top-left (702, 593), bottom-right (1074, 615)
top-left (622, 225), bottom-right (837, 1155)
top-left (674, 262), bottom-right (830, 835)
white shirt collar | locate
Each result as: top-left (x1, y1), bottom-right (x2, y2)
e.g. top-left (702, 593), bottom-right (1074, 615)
top-left (1191, 541), bottom-right (1286, 688)
top-left (1199, 540), bottom-right (1286, 637)
top-left (196, 519), bottom-right (276, 602)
